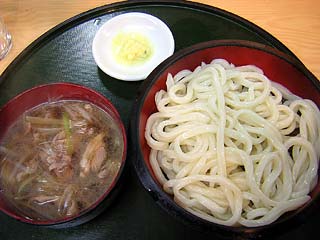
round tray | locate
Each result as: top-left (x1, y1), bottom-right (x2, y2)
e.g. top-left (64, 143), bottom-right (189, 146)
top-left (0, 1), bottom-right (316, 239)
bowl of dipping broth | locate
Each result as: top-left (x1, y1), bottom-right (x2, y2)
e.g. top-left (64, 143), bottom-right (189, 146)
top-left (131, 40), bottom-right (320, 238)
top-left (0, 82), bottom-right (127, 228)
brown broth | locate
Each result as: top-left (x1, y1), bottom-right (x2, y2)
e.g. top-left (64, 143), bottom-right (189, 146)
top-left (0, 100), bottom-right (124, 221)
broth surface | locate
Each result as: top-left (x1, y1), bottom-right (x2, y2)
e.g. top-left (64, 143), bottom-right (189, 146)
top-left (0, 100), bottom-right (124, 221)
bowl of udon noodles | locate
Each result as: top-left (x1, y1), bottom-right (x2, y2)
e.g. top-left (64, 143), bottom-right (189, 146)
top-left (0, 82), bottom-right (127, 228)
top-left (131, 40), bottom-right (320, 237)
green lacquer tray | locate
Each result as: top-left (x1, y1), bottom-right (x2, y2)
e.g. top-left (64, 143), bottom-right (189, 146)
top-left (0, 1), bottom-right (317, 239)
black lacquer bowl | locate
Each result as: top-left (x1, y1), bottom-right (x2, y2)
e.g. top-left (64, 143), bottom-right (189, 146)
top-left (131, 40), bottom-right (320, 238)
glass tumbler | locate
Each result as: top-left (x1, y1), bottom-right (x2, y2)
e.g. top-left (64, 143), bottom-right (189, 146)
top-left (0, 17), bottom-right (12, 60)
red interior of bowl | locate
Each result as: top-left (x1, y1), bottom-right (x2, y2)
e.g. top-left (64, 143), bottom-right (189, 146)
top-left (139, 44), bottom-right (320, 195)
top-left (0, 82), bottom-right (127, 225)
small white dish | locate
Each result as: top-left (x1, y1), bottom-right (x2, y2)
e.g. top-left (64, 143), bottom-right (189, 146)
top-left (92, 12), bottom-right (175, 81)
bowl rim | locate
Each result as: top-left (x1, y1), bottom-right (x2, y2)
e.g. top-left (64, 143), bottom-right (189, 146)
top-left (0, 82), bottom-right (128, 227)
top-left (130, 39), bottom-right (320, 236)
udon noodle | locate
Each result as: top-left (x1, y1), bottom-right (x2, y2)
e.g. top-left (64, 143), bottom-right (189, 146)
top-left (144, 59), bottom-right (320, 227)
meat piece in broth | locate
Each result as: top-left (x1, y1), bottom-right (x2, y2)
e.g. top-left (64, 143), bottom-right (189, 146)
top-left (38, 131), bottom-right (74, 181)
top-left (80, 133), bottom-right (107, 177)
